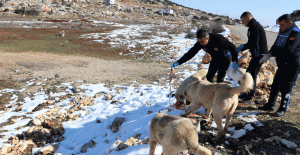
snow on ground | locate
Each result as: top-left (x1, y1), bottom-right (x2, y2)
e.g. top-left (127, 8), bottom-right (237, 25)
top-left (265, 21), bottom-right (300, 32)
top-left (0, 21), bottom-right (262, 155)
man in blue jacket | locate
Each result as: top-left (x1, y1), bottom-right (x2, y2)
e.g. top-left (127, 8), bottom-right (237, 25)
top-left (238, 12), bottom-right (268, 102)
top-left (259, 14), bottom-right (300, 117)
top-left (171, 29), bottom-right (238, 83)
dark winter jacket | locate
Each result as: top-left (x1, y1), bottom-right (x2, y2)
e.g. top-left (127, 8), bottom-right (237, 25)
top-left (241, 18), bottom-right (268, 57)
top-left (176, 33), bottom-right (238, 65)
top-left (270, 23), bottom-right (300, 66)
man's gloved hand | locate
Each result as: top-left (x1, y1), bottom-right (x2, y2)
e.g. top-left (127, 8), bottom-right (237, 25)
top-left (232, 61), bottom-right (239, 71)
top-left (236, 44), bottom-right (244, 53)
top-left (171, 62), bottom-right (179, 69)
top-left (259, 53), bottom-right (271, 64)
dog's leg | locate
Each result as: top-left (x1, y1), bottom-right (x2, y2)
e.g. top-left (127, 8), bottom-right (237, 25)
top-left (181, 102), bottom-right (202, 117)
top-left (223, 113), bottom-right (233, 136)
top-left (211, 113), bottom-right (224, 142)
top-left (149, 140), bottom-right (157, 155)
top-left (203, 108), bottom-right (212, 119)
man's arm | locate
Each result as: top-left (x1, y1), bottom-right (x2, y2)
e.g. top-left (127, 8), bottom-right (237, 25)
top-left (289, 30), bottom-right (300, 53)
top-left (242, 27), bottom-right (259, 51)
top-left (177, 42), bottom-right (202, 65)
top-left (221, 36), bottom-right (238, 62)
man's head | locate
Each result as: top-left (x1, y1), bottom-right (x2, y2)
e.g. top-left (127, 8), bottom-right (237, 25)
top-left (240, 12), bottom-right (253, 27)
top-left (277, 14), bottom-right (294, 32)
top-left (196, 29), bottom-right (209, 46)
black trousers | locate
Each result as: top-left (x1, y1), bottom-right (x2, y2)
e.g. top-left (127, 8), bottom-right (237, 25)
top-left (244, 56), bottom-right (263, 98)
top-left (267, 58), bottom-right (300, 111)
top-left (206, 57), bottom-right (231, 83)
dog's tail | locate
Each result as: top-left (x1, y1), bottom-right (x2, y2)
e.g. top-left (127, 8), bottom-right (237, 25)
top-left (229, 72), bottom-right (253, 95)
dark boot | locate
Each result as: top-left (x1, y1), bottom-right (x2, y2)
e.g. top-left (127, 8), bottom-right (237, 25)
top-left (258, 103), bottom-right (275, 112)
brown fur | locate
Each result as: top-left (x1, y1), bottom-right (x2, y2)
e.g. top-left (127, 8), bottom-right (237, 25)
top-left (149, 113), bottom-right (212, 155)
top-left (175, 69), bottom-right (208, 106)
top-left (182, 73), bottom-right (253, 142)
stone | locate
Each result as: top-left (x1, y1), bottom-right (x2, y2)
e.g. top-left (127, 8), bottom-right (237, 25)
top-left (202, 53), bottom-right (211, 64)
top-left (110, 117), bottom-right (126, 133)
top-left (40, 144), bottom-right (59, 154)
top-left (0, 145), bottom-right (9, 154)
top-left (81, 140), bottom-right (96, 153)
top-left (31, 119), bottom-right (42, 126)
top-left (105, 94), bottom-right (113, 100)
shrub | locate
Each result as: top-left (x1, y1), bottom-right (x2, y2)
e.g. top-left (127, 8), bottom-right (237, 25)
top-left (185, 28), bottom-right (195, 39)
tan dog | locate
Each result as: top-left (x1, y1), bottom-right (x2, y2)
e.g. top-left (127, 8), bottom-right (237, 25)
top-left (182, 73), bottom-right (253, 142)
top-left (174, 69), bottom-right (208, 108)
top-left (149, 112), bottom-right (212, 155)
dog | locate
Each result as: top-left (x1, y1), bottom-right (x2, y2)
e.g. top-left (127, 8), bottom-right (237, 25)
top-left (181, 73), bottom-right (253, 142)
top-left (174, 69), bottom-right (208, 109)
top-left (149, 112), bottom-right (212, 155)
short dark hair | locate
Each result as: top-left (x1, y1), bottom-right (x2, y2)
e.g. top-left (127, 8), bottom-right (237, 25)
top-left (196, 29), bottom-right (209, 39)
top-left (240, 11), bottom-right (253, 18)
top-left (277, 14), bottom-right (294, 24)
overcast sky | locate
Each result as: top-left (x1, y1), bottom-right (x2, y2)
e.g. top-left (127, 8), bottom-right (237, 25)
top-left (169, 0), bottom-right (299, 26)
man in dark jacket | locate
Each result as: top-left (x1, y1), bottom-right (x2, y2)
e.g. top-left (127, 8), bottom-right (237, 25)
top-left (171, 29), bottom-right (238, 83)
top-left (259, 14), bottom-right (300, 117)
top-left (238, 11), bottom-right (268, 101)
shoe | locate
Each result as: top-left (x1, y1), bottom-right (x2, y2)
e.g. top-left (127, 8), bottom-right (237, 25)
top-left (275, 110), bottom-right (286, 117)
top-left (258, 104), bottom-right (275, 112)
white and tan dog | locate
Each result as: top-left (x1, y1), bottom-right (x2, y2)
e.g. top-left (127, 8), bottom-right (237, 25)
top-left (181, 73), bottom-right (253, 142)
top-left (149, 112), bottom-right (212, 155)
top-left (174, 69), bottom-right (208, 109)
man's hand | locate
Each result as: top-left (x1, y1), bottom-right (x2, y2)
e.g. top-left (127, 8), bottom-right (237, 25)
top-left (232, 61), bottom-right (239, 71)
top-left (171, 62), bottom-right (179, 69)
top-left (259, 53), bottom-right (271, 64)
top-left (236, 44), bottom-right (244, 53)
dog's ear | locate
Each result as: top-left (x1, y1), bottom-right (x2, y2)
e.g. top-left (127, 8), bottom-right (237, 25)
top-left (184, 90), bottom-right (187, 96)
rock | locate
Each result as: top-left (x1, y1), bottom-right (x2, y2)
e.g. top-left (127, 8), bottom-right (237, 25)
top-left (96, 118), bottom-right (101, 123)
top-left (11, 136), bottom-right (19, 145)
top-left (81, 140), bottom-right (96, 153)
top-left (264, 136), bottom-right (297, 150)
top-left (0, 145), bottom-right (9, 154)
top-left (105, 94), bottom-right (113, 100)
top-left (238, 51), bottom-right (251, 68)
top-left (18, 140), bottom-right (28, 152)
top-left (111, 99), bottom-right (120, 104)
top-left (110, 117), bottom-right (126, 133)
top-left (40, 144), bottom-right (59, 154)
top-left (114, 140), bottom-right (122, 146)
top-left (281, 139), bottom-right (297, 149)
top-left (31, 119), bottom-right (42, 126)
top-left (42, 5), bottom-right (51, 12)
top-left (202, 53), bottom-right (211, 64)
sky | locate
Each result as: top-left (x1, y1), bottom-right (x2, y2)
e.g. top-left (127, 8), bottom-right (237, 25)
top-left (0, 21), bottom-right (273, 155)
top-left (169, 0), bottom-right (300, 26)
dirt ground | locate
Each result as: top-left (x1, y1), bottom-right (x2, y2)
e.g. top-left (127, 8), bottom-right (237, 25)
top-left (0, 51), bottom-right (169, 89)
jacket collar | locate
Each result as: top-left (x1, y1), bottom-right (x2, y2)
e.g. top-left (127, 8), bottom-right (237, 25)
top-left (247, 18), bottom-right (256, 27)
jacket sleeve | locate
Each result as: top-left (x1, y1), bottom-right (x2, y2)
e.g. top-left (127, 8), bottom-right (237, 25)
top-left (177, 42), bottom-right (202, 65)
top-left (221, 37), bottom-right (238, 62)
top-left (289, 30), bottom-right (300, 53)
top-left (242, 26), bottom-right (259, 51)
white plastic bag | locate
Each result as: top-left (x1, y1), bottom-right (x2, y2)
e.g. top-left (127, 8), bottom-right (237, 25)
top-left (226, 67), bottom-right (243, 82)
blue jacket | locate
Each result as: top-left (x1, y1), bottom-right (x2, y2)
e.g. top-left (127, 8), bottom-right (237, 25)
top-left (270, 23), bottom-right (300, 66)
